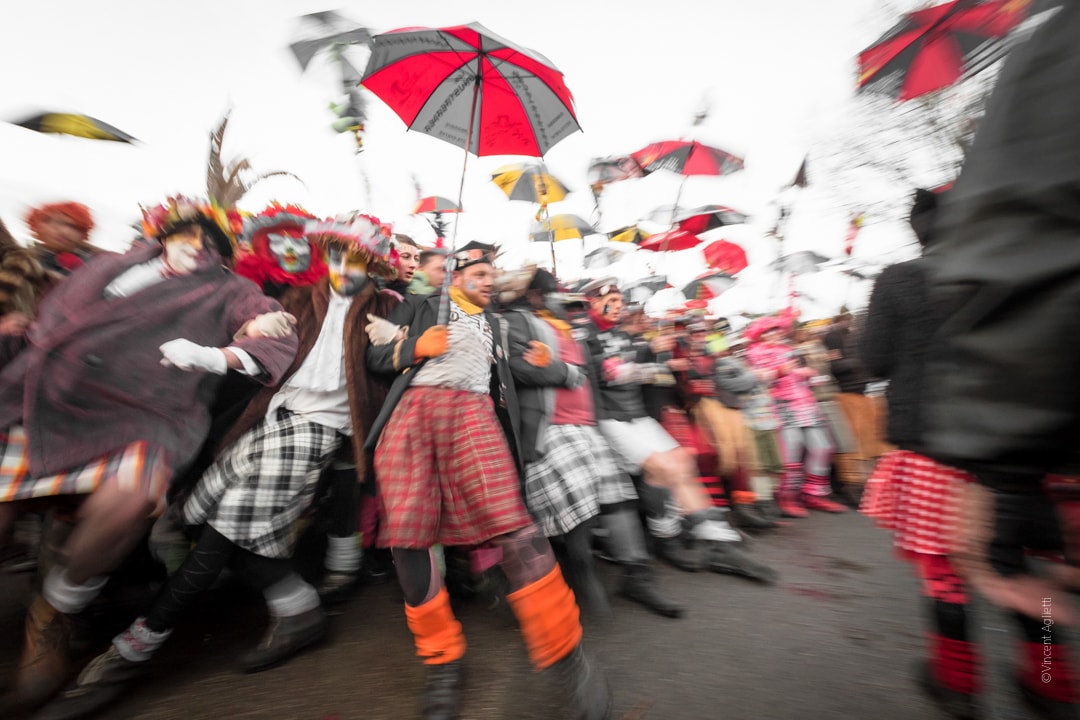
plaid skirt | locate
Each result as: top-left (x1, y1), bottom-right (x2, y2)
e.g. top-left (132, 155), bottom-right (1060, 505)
top-left (0, 425), bottom-right (169, 513)
top-left (860, 449), bottom-right (976, 556)
top-left (183, 408), bottom-right (342, 558)
top-left (525, 424), bottom-right (638, 537)
top-left (373, 387), bottom-right (533, 548)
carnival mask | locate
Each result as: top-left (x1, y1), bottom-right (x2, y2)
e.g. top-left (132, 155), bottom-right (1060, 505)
top-left (267, 231), bottom-right (311, 274)
top-left (327, 247), bottom-right (369, 296)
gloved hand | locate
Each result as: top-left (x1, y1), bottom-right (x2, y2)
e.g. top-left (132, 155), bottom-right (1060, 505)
top-left (415, 325), bottom-right (449, 359)
top-left (366, 314), bottom-right (404, 346)
top-left (523, 340), bottom-right (552, 368)
top-left (159, 339), bottom-right (228, 374)
top-left (245, 311), bottom-right (296, 339)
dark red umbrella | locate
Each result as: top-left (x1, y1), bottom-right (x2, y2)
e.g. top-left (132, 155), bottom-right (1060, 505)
top-left (638, 228), bottom-right (703, 253)
top-left (702, 239), bottom-right (749, 275)
top-left (676, 205), bottom-right (749, 234)
top-left (631, 140), bottom-right (744, 177)
top-left (361, 22), bottom-right (580, 157)
top-left (857, 0), bottom-right (1030, 101)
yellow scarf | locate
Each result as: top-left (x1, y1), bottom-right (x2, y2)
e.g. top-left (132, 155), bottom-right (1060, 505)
top-left (449, 286), bottom-right (483, 316)
top-left (537, 309), bottom-right (572, 336)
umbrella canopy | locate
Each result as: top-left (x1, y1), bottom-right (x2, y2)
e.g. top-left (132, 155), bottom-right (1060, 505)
top-left (583, 245), bottom-right (632, 270)
top-left (607, 225), bottom-right (651, 244)
top-left (529, 213), bottom-right (595, 242)
top-left (771, 250), bottom-right (830, 274)
top-left (491, 162), bottom-right (570, 204)
top-left (361, 22), bottom-right (580, 156)
top-left (857, 0), bottom-right (1030, 101)
top-left (702, 239), bottom-right (749, 275)
top-left (11, 112), bottom-right (137, 143)
top-left (631, 139), bottom-right (744, 177)
top-left (622, 275), bottom-right (670, 304)
top-left (638, 228), bottom-right (703, 252)
top-left (681, 271), bottom-right (736, 301)
top-left (412, 195), bottom-right (462, 214)
top-left (676, 205), bottom-right (749, 234)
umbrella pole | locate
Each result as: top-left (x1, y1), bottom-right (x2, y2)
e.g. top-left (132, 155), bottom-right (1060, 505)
top-left (545, 205), bottom-right (558, 278)
top-left (438, 63), bottom-right (482, 325)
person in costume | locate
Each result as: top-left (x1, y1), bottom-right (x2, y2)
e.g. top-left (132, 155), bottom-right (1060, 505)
top-left (502, 267), bottom-right (684, 619)
top-left (366, 242), bottom-right (611, 720)
top-left (23, 201), bottom-right (99, 276)
top-left (581, 280), bottom-right (776, 582)
top-left (744, 313), bottom-right (845, 517)
top-left (0, 195), bottom-right (297, 715)
top-left (35, 212), bottom-right (401, 720)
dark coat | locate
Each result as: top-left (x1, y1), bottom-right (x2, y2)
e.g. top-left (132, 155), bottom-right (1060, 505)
top-left (364, 293), bottom-right (524, 476)
top-left (503, 306), bottom-right (595, 464)
top-left (860, 259), bottom-right (937, 450)
top-left (219, 280), bottom-right (398, 483)
top-left (0, 244), bottom-right (296, 478)
top-left (920, 2), bottom-right (1080, 475)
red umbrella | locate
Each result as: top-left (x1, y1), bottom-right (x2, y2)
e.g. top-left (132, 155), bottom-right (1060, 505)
top-left (676, 205), bottom-right (749, 234)
top-left (412, 195), bottom-right (462, 214)
top-left (638, 228), bottom-right (703, 253)
top-left (702, 239), bottom-right (749, 275)
top-left (361, 22), bottom-right (580, 157)
top-left (631, 140), bottom-right (744, 177)
top-left (857, 0), bottom-right (1030, 101)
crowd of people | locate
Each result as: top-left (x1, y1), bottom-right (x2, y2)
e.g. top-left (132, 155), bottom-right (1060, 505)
top-left (0, 191), bottom-right (914, 720)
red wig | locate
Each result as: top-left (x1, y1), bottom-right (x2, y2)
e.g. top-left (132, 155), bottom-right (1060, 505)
top-left (25, 202), bottom-right (94, 239)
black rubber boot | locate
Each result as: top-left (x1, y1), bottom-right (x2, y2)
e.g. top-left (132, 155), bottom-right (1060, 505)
top-left (550, 645), bottom-right (612, 720)
top-left (421, 660), bottom-right (465, 720)
top-left (618, 563), bottom-right (684, 618)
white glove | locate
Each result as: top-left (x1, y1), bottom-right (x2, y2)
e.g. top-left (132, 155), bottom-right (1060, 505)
top-left (246, 311), bottom-right (296, 339)
top-left (366, 314), bottom-right (405, 346)
top-left (159, 339), bottom-right (228, 374)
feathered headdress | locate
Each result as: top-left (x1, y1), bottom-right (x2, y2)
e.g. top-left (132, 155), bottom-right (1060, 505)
top-left (233, 202), bottom-right (326, 288)
top-left (304, 212), bottom-right (395, 278)
top-left (140, 195), bottom-right (242, 259)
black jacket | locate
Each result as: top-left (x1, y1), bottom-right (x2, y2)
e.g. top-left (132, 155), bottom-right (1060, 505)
top-left (582, 321), bottom-right (654, 422)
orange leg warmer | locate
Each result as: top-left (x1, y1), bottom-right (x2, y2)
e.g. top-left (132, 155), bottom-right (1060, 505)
top-left (506, 565), bottom-right (583, 670)
top-left (404, 587), bottom-right (466, 665)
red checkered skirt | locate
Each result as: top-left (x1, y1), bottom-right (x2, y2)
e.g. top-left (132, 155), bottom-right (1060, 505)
top-left (0, 425), bottom-right (170, 514)
top-left (860, 449), bottom-right (976, 556)
top-left (373, 387), bottom-right (533, 548)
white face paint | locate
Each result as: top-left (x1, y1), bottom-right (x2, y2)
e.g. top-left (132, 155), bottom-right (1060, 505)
top-left (326, 247), bottom-right (369, 296)
top-left (267, 231), bottom-right (311, 273)
top-left (163, 225), bottom-right (205, 275)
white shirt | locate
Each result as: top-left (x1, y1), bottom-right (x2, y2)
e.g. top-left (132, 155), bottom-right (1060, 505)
top-left (267, 291), bottom-right (354, 434)
top-left (411, 297), bottom-right (494, 394)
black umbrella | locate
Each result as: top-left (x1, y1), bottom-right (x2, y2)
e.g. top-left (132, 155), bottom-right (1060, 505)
top-left (11, 112), bottom-right (137, 143)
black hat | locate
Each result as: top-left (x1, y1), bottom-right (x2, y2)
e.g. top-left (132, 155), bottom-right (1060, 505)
top-left (452, 241), bottom-right (497, 270)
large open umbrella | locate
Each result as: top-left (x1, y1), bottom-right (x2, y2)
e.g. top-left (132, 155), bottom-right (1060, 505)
top-left (857, 0), bottom-right (1030, 101)
top-left (676, 205), bottom-right (749, 234)
top-left (491, 162), bottom-right (570, 204)
top-left (607, 225), bottom-right (651, 244)
top-left (528, 213), bottom-right (595, 242)
top-left (631, 139), bottom-right (745, 226)
top-left (681, 271), bottom-right (736, 301)
top-left (10, 111), bottom-right (137, 143)
top-left (362, 22), bottom-right (579, 318)
top-left (412, 196), bottom-right (462, 214)
top-left (702, 239), bottom-right (749, 275)
top-left (638, 228), bottom-right (703, 253)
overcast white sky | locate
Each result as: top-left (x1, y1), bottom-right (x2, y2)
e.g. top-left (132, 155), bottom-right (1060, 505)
top-left (0, 0), bottom-right (923, 314)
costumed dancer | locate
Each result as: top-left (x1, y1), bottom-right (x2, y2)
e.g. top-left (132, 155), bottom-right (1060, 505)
top-left (0, 196), bottom-right (297, 715)
top-left (582, 280), bottom-right (775, 582)
top-left (23, 202), bottom-right (99, 276)
top-left (861, 187), bottom-right (1078, 719)
top-left (502, 268), bottom-right (684, 619)
top-left (366, 243), bottom-right (611, 720)
top-left (744, 314), bottom-right (845, 517)
top-left (35, 212), bottom-right (400, 720)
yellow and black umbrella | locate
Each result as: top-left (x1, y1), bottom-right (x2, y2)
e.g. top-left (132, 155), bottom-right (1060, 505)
top-left (529, 213), bottom-right (595, 242)
top-left (492, 162), bottom-right (569, 205)
top-left (11, 112), bottom-right (137, 143)
top-left (607, 225), bottom-right (651, 244)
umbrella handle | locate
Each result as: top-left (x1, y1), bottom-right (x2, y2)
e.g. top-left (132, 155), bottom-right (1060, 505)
top-left (437, 58), bottom-right (482, 326)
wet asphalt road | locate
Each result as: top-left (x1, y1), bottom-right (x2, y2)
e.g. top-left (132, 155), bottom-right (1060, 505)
top-left (1, 510), bottom-right (1071, 720)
